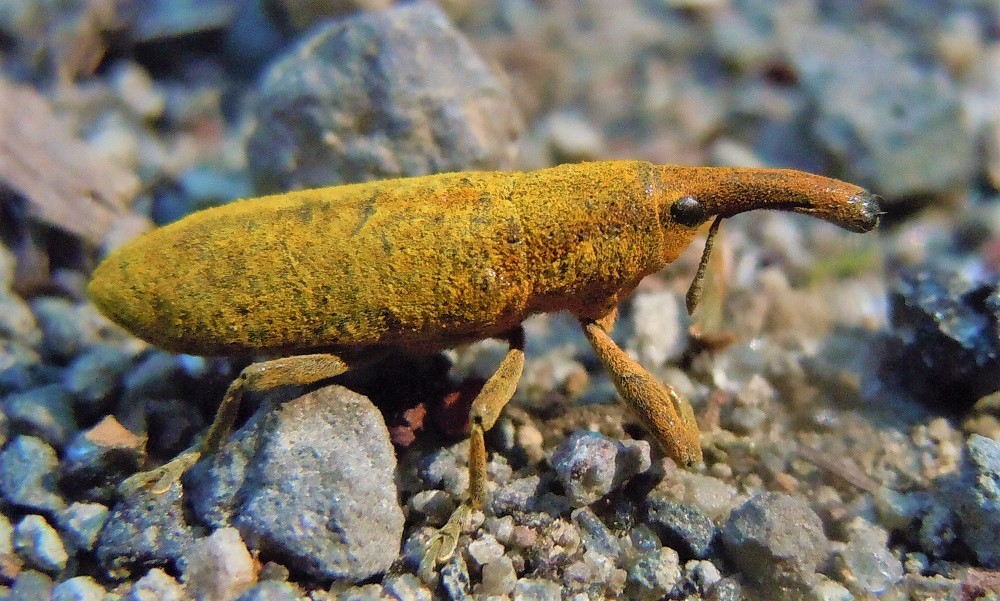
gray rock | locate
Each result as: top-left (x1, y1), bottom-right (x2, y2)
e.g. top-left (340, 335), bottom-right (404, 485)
top-left (57, 502), bottom-right (110, 551)
top-left (572, 507), bottom-right (621, 559)
top-left (478, 556), bottom-right (517, 597)
top-left (122, 567), bottom-right (187, 601)
top-left (439, 552), bottom-right (471, 600)
top-left (784, 25), bottom-right (973, 198)
top-left (837, 527), bottom-right (903, 594)
top-left (551, 431), bottom-right (651, 507)
top-left (181, 528), bottom-right (256, 601)
top-left (13, 514), bottom-right (69, 574)
top-left (234, 581), bottom-right (302, 601)
top-left (944, 434), bottom-right (1000, 568)
top-left (246, 2), bottom-right (521, 193)
top-left (3, 384), bottom-right (77, 448)
top-left (60, 416), bottom-right (145, 496)
top-left (0, 435), bottom-right (66, 513)
top-left (382, 573), bottom-right (432, 601)
top-left (63, 344), bottom-right (133, 418)
top-left (626, 547), bottom-right (681, 601)
top-left (512, 577), bottom-right (562, 600)
top-left (186, 385), bottom-right (404, 582)
top-left (30, 298), bottom-right (97, 361)
top-left (95, 480), bottom-right (199, 579)
top-left (51, 576), bottom-right (106, 601)
top-left (721, 493), bottom-right (829, 588)
top-left (8, 569), bottom-right (54, 601)
top-left (645, 493), bottom-right (719, 560)
top-left (0, 292), bottom-right (40, 346)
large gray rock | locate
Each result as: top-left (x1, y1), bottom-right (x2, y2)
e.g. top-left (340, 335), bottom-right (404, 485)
top-left (246, 2), bottom-right (522, 193)
top-left (187, 384), bottom-right (404, 582)
top-left (944, 434), bottom-right (1000, 568)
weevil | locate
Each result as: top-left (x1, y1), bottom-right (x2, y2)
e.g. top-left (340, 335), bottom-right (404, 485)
top-left (87, 160), bottom-right (881, 567)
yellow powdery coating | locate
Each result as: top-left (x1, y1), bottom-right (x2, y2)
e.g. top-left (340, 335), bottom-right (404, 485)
top-left (88, 160), bottom-right (875, 356)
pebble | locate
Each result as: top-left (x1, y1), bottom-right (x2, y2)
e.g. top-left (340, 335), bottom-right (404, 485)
top-left (181, 528), bottom-right (257, 601)
top-left (63, 345), bottom-right (133, 418)
top-left (625, 290), bottom-right (688, 369)
top-left (233, 581), bottom-right (301, 601)
top-left (246, 3), bottom-right (521, 192)
top-left (122, 568), bottom-right (187, 601)
top-left (466, 534), bottom-right (504, 568)
top-left (551, 431), bottom-right (651, 507)
top-left (0, 435), bottom-right (66, 513)
top-left (538, 110), bottom-right (606, 163)
top-left (60, 416), bottom-right (145, 495)
top-left (3, 384), bottom-right (77, 448)
top-left (439, 552), bottom-right (471, 600)
top-left (408, 489), bottom-right (456, 527)
top-left (30, 298), bottom-right (98, 361)
top-left (51, 576), bottom-right (106, 601)
top-left (889, 268), bottom-right (1000, 408)
top-left (0, 292), bottom-right (40, 347)
top-left (943, 434), bottom-right (1000, 568)
top-left (8, 569), bottom-right (54, 601)
top-left (644, 492), bottom-right (719, 560)
top-left (686, 559), bottom-right (722, 593)
top-left (785, 24), bottom-right (973, 198)
top-left (678, 472), bottom-right (742, 521)
top-left (96, 480), bottom-right (197, 578)
top-left (109, 61), bottom-right (166, 120)
top-left (476, 555), bottom-right (517, 596)
top-left (382, 573), bottom-right (432, 601)
top-left (572, 507), bottom-right (621, 559)
top-left (626, 547), bottom-right (681, 601)
top-left (837, 525), bottom-right (903, 594)
top-left (721, 493), bottom-right (829, 588)
top-left (512, 577), bottom-right (562, 601)
top-left (57, 502), bottom-right (110, 552)
top-left (13, 515), bottom-right (68, 574)
top-left (185, 385), bottom-right (404, 582)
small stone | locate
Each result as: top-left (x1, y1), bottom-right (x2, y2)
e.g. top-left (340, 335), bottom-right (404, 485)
top-left (9, 569), bottom-right (54, 601)
top-left (706, 575), bottom-right (744, 601)
top-left (408, 489), bottom-right (456, 527)
top-left (836, 525), bottom-right (903, 594)
top-left (551, 431), bottom-right (651, 507)
top-left (686, 559), bottom-right (722, 593)
top-left (109, 61), bottom-right (166, 120)
top-left (540, 110), bottom-right (606, 163)
top-left (123, 568), bottom-right (186, 601)
top-left (382, 573), bottom-right (432, 601)
top-left (679, 473), bottom-right (741, 521)
top-left (439, 553), bottom-right (470, 600)
top-left (30, 298), bottom-right (99, 361)
top-left (645, 494), bottom-right (719, 560)
top-left (13, 515), bottom-right (68, 574)
top-left (467, 534), bottom-right (504, 568)
top-left (4, 384), bottom-right (77, 448)
top-left (572, 507), bottom-right (621, 559)
top-left (0, 436), bottom-right (66, 513)
top-left (626, 547), bottom-right (681, 601)
top-left (51, 576), bottom-right (106, 601)
top-left (63, 345), bottom-right (133, 417)
top-left (810, 575), bottom-right (854, 601)
top-left (512, 577), bottom-right (562, 600)
top-left (0, 292), bottom-right (40, 346)
top-left (942, 434), bottom-right (1000, 568)
top-left (419, 445), bottom-right (469, 498)
top-left (233, 580), bottom-right (301, 601)
top-left (96, 480), bottom-right (198, 579)
top-left (720, 406), bottom-right (768, 436)
top-left (57, 502), bottom-right (110, 551)
top-left (61, 416), bottom-right (144, 495)
top-left (490, 475), bottom-right (545, 515)
top-left (181, 528), bottom-right (256, 601)
top-left (722, 493), bottom-right (829, 588)
top-left (247, 3), bottom-right (521, 192)
top-left (625, 290), bottom-right (688, 369)
top-left (186, 385), bottom-right (404, 582)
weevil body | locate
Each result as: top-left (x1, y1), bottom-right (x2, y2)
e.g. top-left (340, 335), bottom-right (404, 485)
top-left (88, 160), bottom-right (880, 568)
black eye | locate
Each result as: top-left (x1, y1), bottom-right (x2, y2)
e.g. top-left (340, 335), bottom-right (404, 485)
top-left (669, 196), bottom-right (708, 227)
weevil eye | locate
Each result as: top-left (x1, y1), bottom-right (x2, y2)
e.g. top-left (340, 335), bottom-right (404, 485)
top-left (669, 196), bottom-right (708, 227)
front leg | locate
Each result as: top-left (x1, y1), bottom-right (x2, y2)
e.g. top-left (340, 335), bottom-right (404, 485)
top-left (580, 312), bottom-right (703, 468)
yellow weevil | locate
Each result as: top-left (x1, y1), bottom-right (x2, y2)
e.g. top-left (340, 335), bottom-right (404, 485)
top-left (87, 160), bottom-right (880, 566)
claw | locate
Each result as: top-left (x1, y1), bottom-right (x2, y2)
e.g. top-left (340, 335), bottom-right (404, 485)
top-left (117, 450), bottom-right (202, 497)
top-left (418, 502), bottom-right (473, 580)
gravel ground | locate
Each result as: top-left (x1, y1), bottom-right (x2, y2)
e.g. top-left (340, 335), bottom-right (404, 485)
top-left (1, 1), bottom-right (1000, 599)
